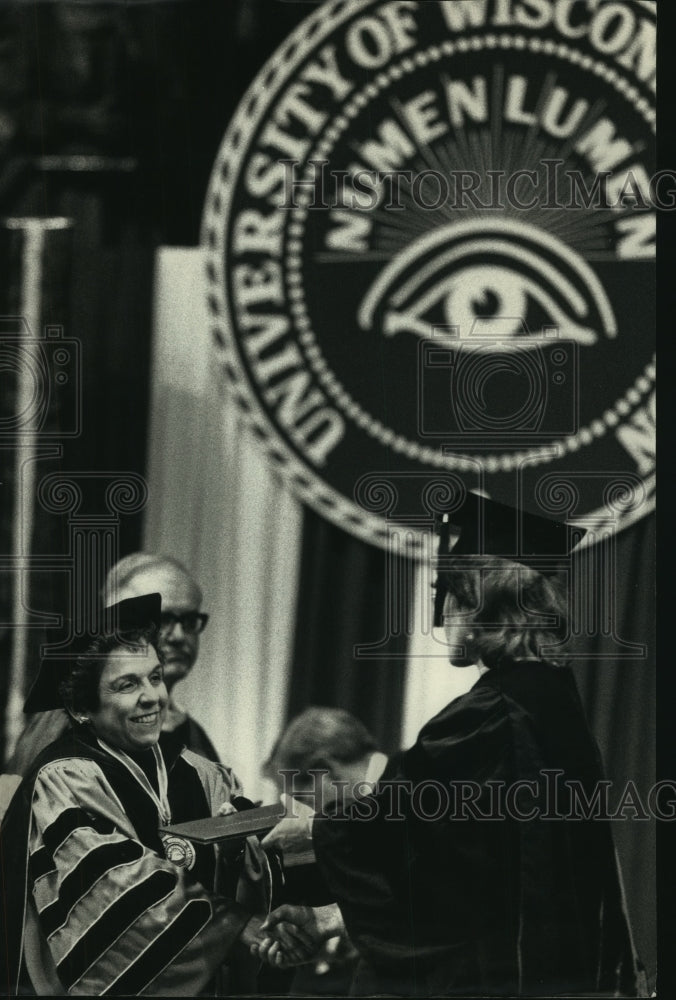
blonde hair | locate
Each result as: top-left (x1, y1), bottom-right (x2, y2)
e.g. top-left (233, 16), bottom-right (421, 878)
top-left (440, 557), bottom-right (568, 667)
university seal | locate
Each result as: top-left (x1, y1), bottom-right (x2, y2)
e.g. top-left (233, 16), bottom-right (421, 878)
top-left (203, 0), bottom-right (655, 553)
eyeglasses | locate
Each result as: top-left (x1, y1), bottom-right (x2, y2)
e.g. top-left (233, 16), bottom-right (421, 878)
top-left (432, 578), bottom-right (447, 629)
top-left (159, 611), bottom-right (209, 635)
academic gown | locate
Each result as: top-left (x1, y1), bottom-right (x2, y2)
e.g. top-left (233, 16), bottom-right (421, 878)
top-left (0, 727), bottom-right (270, 996)
top-left (312, 660), bottom-right (647, 997)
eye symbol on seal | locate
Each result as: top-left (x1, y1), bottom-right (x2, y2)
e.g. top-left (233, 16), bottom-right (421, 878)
top-left (358, 220), bottom-right (617, 350)
top-left (161, 833), bottom-right (196, 871)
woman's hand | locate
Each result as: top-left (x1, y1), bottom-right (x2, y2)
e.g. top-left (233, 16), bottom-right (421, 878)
top-left (250, 904), bottom-right (345, 968)
top-left (241, 912), bottom-right (315, 966)
top-left (261, 794), bottom-right (315, 855)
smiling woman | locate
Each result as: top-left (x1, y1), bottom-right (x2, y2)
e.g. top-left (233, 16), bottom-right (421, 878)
top-left (0, 594), bottom-right (272, 997)
top-left (64, 634), bottom-right (168, 753)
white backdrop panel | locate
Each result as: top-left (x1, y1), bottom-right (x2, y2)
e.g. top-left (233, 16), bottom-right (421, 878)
top-left (401, 556), bottom-right (481, 749)
top-left (145, 247), bottom-right (302, 802)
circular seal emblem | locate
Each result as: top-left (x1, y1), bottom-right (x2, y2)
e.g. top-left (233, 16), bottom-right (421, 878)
top-left (203, 0), bottom-right (655, 554)
top-left (161, 833), bottom-right (197, 871)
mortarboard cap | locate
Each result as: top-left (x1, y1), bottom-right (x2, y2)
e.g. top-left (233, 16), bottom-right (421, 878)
top-left (23, 592), bottom-right (162, 713)
top-left (434, 493), bottom-right (586, 627)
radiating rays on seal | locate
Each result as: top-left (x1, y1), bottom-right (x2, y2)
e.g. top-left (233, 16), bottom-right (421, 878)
top-left (358, 219), bottom-right (616, 349)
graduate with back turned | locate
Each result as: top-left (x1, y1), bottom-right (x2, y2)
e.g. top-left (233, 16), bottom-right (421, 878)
top-left (261, 493), bottom-right (647, 997)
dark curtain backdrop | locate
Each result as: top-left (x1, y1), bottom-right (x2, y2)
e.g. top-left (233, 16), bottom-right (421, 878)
top-left (572, 513), bottom-right (656, 986)
top-left (0, 219), bottom-right (74, 759)
top-left (0, 171), bottom-right (156, 742)
top-left (287, 506), bottom-right (411, 754)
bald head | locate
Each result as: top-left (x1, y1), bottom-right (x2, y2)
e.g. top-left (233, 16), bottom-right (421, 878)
top-left (103, 553), bottom-right (202, 608)
top-left (103, 553), bottom-right (204, 689)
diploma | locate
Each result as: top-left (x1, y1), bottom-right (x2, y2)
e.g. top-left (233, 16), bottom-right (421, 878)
top-left (160, 803), bottom-right (286, 844)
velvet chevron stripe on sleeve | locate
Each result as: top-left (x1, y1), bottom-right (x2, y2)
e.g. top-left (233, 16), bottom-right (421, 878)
top-left (100, 899), bottom-right (213, 996)
top-left (56, 870), bottom-right (178, 990)
top-left (37, 840), bottom-right (145, 938)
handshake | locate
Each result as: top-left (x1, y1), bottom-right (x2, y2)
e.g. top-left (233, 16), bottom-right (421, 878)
top-left (241, 903), bottom-right (345, 969)
top-left (229, 795), bottom-right (347, 969)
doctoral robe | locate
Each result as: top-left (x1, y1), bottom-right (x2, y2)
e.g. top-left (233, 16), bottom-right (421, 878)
top-left (0, 727), bottom-right (269, 996)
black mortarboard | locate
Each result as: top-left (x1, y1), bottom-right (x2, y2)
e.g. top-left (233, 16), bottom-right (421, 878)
top-left (23, 592), bottom-right (162, 713)
top-left (433, 494), bottom-right (586, 627)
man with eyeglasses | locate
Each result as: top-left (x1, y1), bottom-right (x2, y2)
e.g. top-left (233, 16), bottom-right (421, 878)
top-left (5, 553), bottom-right (220, 786)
